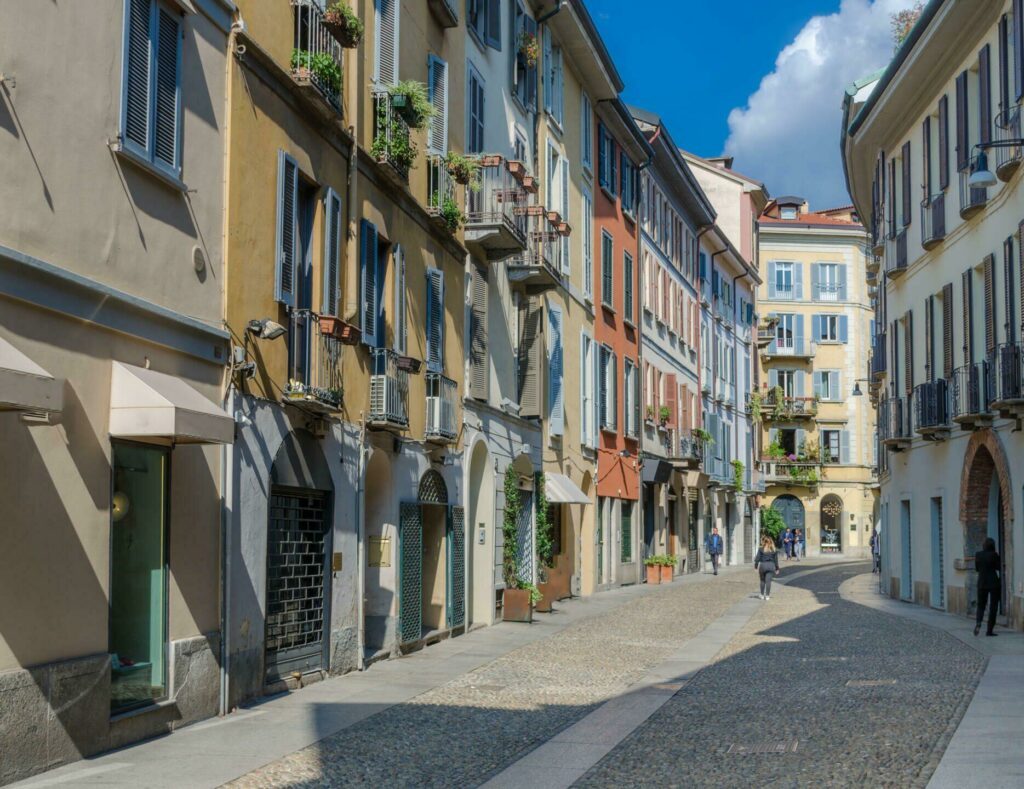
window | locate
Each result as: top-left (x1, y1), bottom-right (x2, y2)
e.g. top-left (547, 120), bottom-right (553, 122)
top-left (624, 359), bottom-right (639, 438)
top-left (511, 2), bottom-right (537, 109)
top-left (427, 56), bottom-right (448, 154)
top-left (776, 369), bottom-right (796, 397)
top-left (110, 442), bottom-right (169, 712)
top-left (468, 0), bottom-right (500, 49)
top-left (548, 304), bottom-right (564, 436)
top-left (774, 313), bottom-right (795, 351)
top-left (467, 65), bottom-right (485, 154)
top-left (821, 429), bottom-right (850, 463)
top-left (275, 152), bottom-right (299, 307)
top-left (598, 125), bottom-right (616, 195)
top-left (560, 157), bottom-right (570, 273)
top-left (468, 264), bottom-right (488, 400)
top-left (582, 190), bottom-right (593, 299)
top-left (599, 345), bottom-right (616, 431)
top-left (374, 0), bottom-right (399, 86)
top-left (393, 244), bottom-right (406, 354)
top-left (623, 251), bottom-right (635, 324)
top-left (121, 0), bottom-right (183, 177)
top-left (814, 263), bottom-right (844, 301)
top-left (774, 262), bottom-right (794, 297)
top-left (814, 370), bottom-right (841, 401)
top-left (580, 333), bottom-right (596, 448)
top-left (543, 27), bottom-right (564, 125)
top-left (581, 93), bottom-right (593, 174)
top-left (425, 268), bottom-right (445, 372)
top-left (813, 313), bottom-right (848, 343)
top-left (621, 154), bottom-right (637, 217)
top-left (360, 219), bottom-right (382, 346)
top-left (781, 206), bottom-right (797, 220)
top-left (601, 231), bottom-right (614, 309)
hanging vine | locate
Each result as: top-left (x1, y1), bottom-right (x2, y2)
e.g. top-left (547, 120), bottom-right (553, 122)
top-left (502, 471), bottom-right (522, 588)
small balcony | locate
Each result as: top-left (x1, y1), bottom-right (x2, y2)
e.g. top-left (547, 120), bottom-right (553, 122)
top-left (762, 337), bottom-right (816, 360)
top-left (866, 253), bottom-right (881, 274)
top-left (879, 396), bottom-right (912, 450)
top-left (705, 456), bottom-right (733, 487)
top-left (913, 379), bottom-right (951, 440)
top-left (290, 1), bottom-right (344, 112)
top-left (870, 214), bottom-right (885, 257)
top-left (761, 391), bottom-right (818, 421)
top-left (506, 210), bottom-right (562, 292)
top-left (995, 106), bottom-right (1023, 181)
top-left (426, 155), bottom-right (462, 235)
top-left (987, 342), bottom-right (1024, 416)
top-left (372, 91), bottom-right (413, 184)
top-left (958, 156), bottom-right (988, 219)
top-left (427, 0), bottom-right (459, 27)
top-left (675, 432), bottom-right (705, 470)
top-left (465, 155), bottom-right (529, 260)
top-left (425, 372), bottom-right (458, 442)
top-left (920, 193), bottom-right (946, 250)
top-left (951, 361), bottom-right (992, 429)
top-left (812, 282), bottom-right (842, 302)
top-left (871, 332), bottom-right (887, 380)
top-left (756, 317), bottom-right (778, 348)
top-left (760, 459), bottom-right (820, 488)
top-left (283, 310), bottom-right (344, 413)
top-left (884, 227), bottom-right (908, 279)
top-left (369, 347), bottom-right (409, 430)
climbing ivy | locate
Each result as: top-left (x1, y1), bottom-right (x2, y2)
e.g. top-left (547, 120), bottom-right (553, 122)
top-left (502, 471), bottom-right (522, 588)
top-left (534, 471), bottom-right (555, 570)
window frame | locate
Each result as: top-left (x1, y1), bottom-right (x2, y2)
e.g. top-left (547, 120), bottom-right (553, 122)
top-left (601, 230), bottom-right (614, 310)
top-left (466, 62), bottom-right (486, 155)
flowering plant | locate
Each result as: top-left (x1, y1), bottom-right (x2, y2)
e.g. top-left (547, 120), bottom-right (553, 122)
top-left (518, 31), bottom-right (539, 67)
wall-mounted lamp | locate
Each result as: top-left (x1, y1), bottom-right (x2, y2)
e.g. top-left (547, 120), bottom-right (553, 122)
top-left (968, 139), bottom-right (1024, 189)
top-left (246, 318), bottom-right (287, 341)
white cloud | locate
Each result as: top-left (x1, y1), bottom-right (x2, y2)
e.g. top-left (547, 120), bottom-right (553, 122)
top-left (723, 0), bottom-right (917, 209)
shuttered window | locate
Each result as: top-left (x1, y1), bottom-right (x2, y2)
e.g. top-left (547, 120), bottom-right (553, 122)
top-left (904, 311), bottom-right (914, 395)
top-left (1004, 235), bottom-right (1016, 343)
top-left (601, 231), bottom-right (614, 309)
top-left (275, 151), bottom-right (299, 307)
top-left (938, 95), bottom-right (950, 189)
top-left (469, 264), bottom-right (489, 400)
top-left (942, 283), bottom-right (954, 379)
top-left (1016, 0), bottom-right (1024, 101)
top-left (427, 56), bottom-right (448, 154)
top-left (581, 93), bottom-right (593, 173)
top-left (374, 0), bottom-right (399, 87)
top-left (393, 245), bottom-right (406, 354)
top-left (548, 304), bottom-right (564, 435)
top-left (983, 253), bottom-right (996, 355)
top-left (979, 44), bottom-right (992, 145)
top-left (322, 188), bottom-right (342, 316)
top-left (468, 0), bottom-right (500, 48)
top-left (922, 117), bottom-right (932, 197)
top-left (467, 65), bottom-right (485, 154)
top-left (1000, 14), bottom-right (1011, 113)
top-left (599, 346), bottom-right (616, 431)
top-left (542, 28), bottom-right (563, 125)
top-left (122, 0), bottom-right (182, 175)
top-left (664, 373), bottom-right (677, 427)
top-left (426, 268), bottom-right (445, 372)
top-left (962, 269), bottom-right (973, 364)
top-left (925, 294), bottom-right (934, 381)
top-left (360, 219), bottom-right (381, 346)
top-left (582, 189), bottom-right (594, 299)
top-left (623, 251), bottom-right (634, 324)
top-left (560, 158), bottom-right (570, 273)
top-left (518, 296), bottom-right (543, 417)
top-left (901, 141), bottom-right (912, 227)
top-left (623, 359), bottom-right (638, 438)
top-left (511, 2), bottom-right (537, 108)
top-left (580, 333), bottom-right (596, 448)
top-left (955, 71), bottom-right (969, 172)
top-left (1019, 220), bottom-right (1024, 337)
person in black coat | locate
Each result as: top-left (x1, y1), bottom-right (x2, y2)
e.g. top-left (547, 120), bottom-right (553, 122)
top-left (974, 537), bottom-right (1002, 637)
top-left (754, 536), bottom-right (780, 600)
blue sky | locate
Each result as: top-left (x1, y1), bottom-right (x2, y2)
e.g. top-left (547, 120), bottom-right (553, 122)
top-left (586, 0), bottom-right (917, 209)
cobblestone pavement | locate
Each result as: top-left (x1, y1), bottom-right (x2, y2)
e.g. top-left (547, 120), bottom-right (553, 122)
top-left (226, 572), bottom-right (753, 788)
top-left (578, 563), bottom-right (987, 788)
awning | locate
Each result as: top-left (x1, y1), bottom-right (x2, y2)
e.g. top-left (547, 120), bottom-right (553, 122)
top-left (641, 459), bottom-right (672, 485)
top-left (0, 335), bottom-right (62, 413)
top-left (109, 362), bottom-right (233, 444)
top-left (545, 472), bottom-right (590, 504)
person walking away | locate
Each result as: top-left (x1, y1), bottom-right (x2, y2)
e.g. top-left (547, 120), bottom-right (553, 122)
top-left (706, 527), bottom-right (724, 575)
top-left (754, 536), bottom-right (780, 600)
top-left (974, 537), bottom-right (1002, 637)
top-left (793, 529), bottom-right (803, 561)
top-left (782, 528), bottom-right (793, 560)
top-left (870, 528), bottom-right (880, 573)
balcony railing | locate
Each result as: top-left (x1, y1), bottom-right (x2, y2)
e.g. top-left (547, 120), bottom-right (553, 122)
top-left (951, 361), bottom-right (990, 427)
top-left (427, 155), bottom-right (459, 233)
top-left (913, 379), bottom-right (951, 438)
top-left (291, 1), bottom-right (344, 111)
top-left (763, 392), bottom-right (818, 421)
top-left (756, 318), bottom-right (778, 348)
top-left (372, 91), bottom-right (413, 182)
top-left (465, 156), bottom-right (528, 259)
top-left (369, 347), bottom-right (409, 428)
top-left (425, 372), bottom-right (457, 441)
top-left (283, 310), bottom-right (344, 413)
top-left (884, 226), bottom-right (908, 278)
top-left (920, 193), bottom-right (946, 250)
top-left (760, 459), bottom-right (820, 487)
top-left (871, 332), bottom-right (887, 379)
top-left (506, 210), bottom-right (561, 290)
top-left (879, 396), bottom-right (912, 449)
top-left (676, 433), bottom-right (705, 468)
top-left (763, 337), bottom-right (816, 359)
top-left (812, 282), bottom-right (842, 302)
top-left (958, 156), bottom-right (988, 219)
top-left (995, 106), bottom-right (1023, 181)
top-left (987, 342), bottom-right (1024, 412)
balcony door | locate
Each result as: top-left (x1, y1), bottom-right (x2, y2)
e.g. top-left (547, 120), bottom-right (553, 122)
top-left (290, 182), bottom-right (317, 387)
top-left (775, 314), bottom-right (795, 353)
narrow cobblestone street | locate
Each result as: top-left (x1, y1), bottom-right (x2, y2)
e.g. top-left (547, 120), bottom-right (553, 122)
top-left (224, 562), bottom-right (986, 788)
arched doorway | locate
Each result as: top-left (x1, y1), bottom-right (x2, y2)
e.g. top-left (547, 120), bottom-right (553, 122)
top-left (772, 495), bottom-right (805, 541)
top-left (467, 441), bottom-right (493, 628)
top-left (820, 494), bottom-right (843, 553)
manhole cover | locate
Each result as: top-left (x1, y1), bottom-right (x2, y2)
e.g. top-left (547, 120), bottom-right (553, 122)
top-left (728, 740), bottom-right (799, 755)
top-left (846, 679), bottom-right (897, 687)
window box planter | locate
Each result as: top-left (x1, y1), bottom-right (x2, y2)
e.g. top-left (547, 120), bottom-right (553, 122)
top-left (546, 210), bottom-right (562, 224)
top-left (318, 315), bottom-right (359, 343)
top-left (396, 355), bottom-right (422, 374)
top-left (502, 588), bottom-right (533, 622)
top-left (645, 563), bottom-right (661, 584)
top-left (479, 154), bottom-right (503, 168)
top-left (322, 5), bottom-right (363, 48)
top-left (557, 221), bottom-right (571, 236)
top-left (507, 160), bottom-right (526, 180)
top-left (534, 581), bottom-right (555, 612)
top-left (516, 203), bottom-right (546, 217)
top-left (520, 174), bottom-right (538, 194)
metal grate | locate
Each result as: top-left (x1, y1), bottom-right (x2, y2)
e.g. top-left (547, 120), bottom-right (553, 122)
top-left (516, 490), bottom-right (534, 584)
top-left (399, 503), bottom-right (423, 645)
top-left (264, 490), bottom-right (328, 682)
top-left (449, 506), bottom-right (466, 628)
top-left (418, 470), bottom-right (449, 504)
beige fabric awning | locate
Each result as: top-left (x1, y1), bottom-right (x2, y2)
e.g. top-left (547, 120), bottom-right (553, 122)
top-left (109, 362), bottom-right (233, 444)
top-left (0, 335), bottom-right (62, 413)
top-left (545, 472), bottom-right (590, 504)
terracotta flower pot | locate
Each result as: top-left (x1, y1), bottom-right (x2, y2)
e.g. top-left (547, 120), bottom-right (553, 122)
top-left (396, 355), bottom-right (421, 374)
top-left (660, 564), bottom-right (674, 583)
top-left (521, 175), bottom-right (538, 194)
top-left (507, 160), bottom-right (526, 179)
top-left (645, 564), bottom-right (661, 585)
top-left (318, 315), bottom-right (343, 337)
top-left (336, 321), bottom-right (361, 345)
top-left (480, 154), bottom-right (503, 168)
top-left (547, 210), bottom-right (562, 224)
top-left (502, 588), bottom-right (532, 622)
top-left (534, 581), bottom-right (553, 612)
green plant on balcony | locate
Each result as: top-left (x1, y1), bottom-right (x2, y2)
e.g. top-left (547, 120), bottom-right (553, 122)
top-left (290, 49), bottom-right (341, 96)
top-left (444, 151), bottom-right (481, 189)
top-left (645, 405), bottom-right (655, 423)
top-left (748, 390), bottom-right (763, 423)
top-left (693, 427), bottom-right (714, 444)
top-left (787, 465), bottom-right (819, 486)
top-left (658, 405), bottom-right (671, 425)
top-left (371, 98), bottom-right (417, 173)
top-left (323, 2), bottom-right (364, 47)
top-left (731, 459), bottom-right (744, 491)
top-left (769, 385), bottom-right (787, 420)
top-left (388, 80), bottom-right (436, 129)
top-left (766, 440), bottom-right (787, 460)
top-left (799, 437), bottom-right (820, 462)
top-left (517, 30), bottom-right (540, 67)
top-left (439, 196), bottom-right (465, 233)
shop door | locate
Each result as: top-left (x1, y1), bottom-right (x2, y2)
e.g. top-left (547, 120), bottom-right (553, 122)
top-left (687, 500), bottom-right (699, 573)
top-left (265, 488), bottom-right (329, 683)
top-left (643, 484), bottom-right (656, 558)
top-left (667, 498), bottom-right (677, 557)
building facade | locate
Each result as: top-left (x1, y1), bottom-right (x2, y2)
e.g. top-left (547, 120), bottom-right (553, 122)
top-left (843, 0), bottom-right (1024, 628)
top-left (0, 0), bottom-right (235, 780)
top-left (756, 199), bottom-right (878, 558)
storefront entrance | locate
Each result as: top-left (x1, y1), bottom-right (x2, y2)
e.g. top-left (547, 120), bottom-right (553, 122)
top-left (821, 494), bottom-right (843, 553)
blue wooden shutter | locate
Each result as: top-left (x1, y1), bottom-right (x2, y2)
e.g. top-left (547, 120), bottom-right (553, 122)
top-left (831, 371), bottom-right (841, 400)
top-left (768, 369), bottom-right (778, 388)
top-left (153, 6), bottom-right (181, 172)
top-left (610, 139), bottom-right (618, 195)
top-left (548, 304), bottom-right (564, 435)
top-left (811, 314), bottom-right (821, 342)
top-left (374, 0), bottom-right (399, 86)
top-left (838, 264), bottom-right (848, 301)
top-left (793, 263), bottom-right (803, 300)
top-left (795, 314), bottom-right (805, 354)
top-left (485, 0), bottom-right (501, 49)
top-left (426, 268), bottom-right (445, 371)
top-left (394, 246), bottom-right (407, 354)
top-left (597, 125), bottom-right (607, 189)
top-left (796, 370), bottom-right (805, 397)
top-left (542, 27), bottom-right (553, 113)
top-left (812, 371), bottom-right (823, 398)
top-left (427, 56), bottom-right (448, 154)
top-left (841, 430), bottom-right (851, 464)
top-left (810, 263), bottom-right (819, 300)
top-left (767, 262), bottom-right (776, 298)
top-left (360, 219), bottom-right (379, 345)
top-left (323, 189), bottom-right (342, 316)
top-left (123, 0), bottom-right (152, 153)
top-left (839, 315), bottom-right (849, 344)
top-left (275, 151), bottom-right (299, 307)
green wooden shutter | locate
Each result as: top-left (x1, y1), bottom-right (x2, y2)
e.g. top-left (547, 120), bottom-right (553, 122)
top-left (360, 219), bottom-right (379, 345)
top-left (426, 268), bottom-right (445, 372)
top-left (984, 253), bottom-right (996, 356)
top-left (601, 232), bottom-right (613, 307)
top-left (275, 151), bottom-right (299, 307)
top-left (925, 294), bottom-right (934, 381)
top-left (623, 252), bottom-right (634, 323)
top-left (905, 310), bottom-right (914, 395)
top-left (956, 71), bottom-right (969, 171)
top-left (323, 188), bottom-right (342, 316)
top-left (901, 141), bottom-right (912, 226)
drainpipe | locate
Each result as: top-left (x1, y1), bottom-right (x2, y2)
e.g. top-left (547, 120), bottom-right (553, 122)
top-left (344, 129), bottom-right (360, 325)
top-left (536, 1), bottom-right (568, 26)
top-left (219, 391), bottom-right (235, 716)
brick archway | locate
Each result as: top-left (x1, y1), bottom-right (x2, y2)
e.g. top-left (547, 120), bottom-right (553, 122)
top-left (958, 429), bottom-right (1014, 540)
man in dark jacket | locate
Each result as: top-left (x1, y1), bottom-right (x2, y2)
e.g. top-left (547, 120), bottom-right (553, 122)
top-left (706, 527), bottom-right (724, 575)
top-left (975, 537), bottom-right (1002, 637)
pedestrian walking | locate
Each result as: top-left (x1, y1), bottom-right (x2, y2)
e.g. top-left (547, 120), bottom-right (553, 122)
top-left (870, 528), bottom-right (880, 573)
top-left (754, 536), bottom-right (780, 600)
top-left (782, 528), bottom-right (793, 560)
top-left (705, 527), bottom-right (724, 575)
top-left (794, 529), bottom-right (804, 561)
top-left (974, 537), bottom-right (1002, 637)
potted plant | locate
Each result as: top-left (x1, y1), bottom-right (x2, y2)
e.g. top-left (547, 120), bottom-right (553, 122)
top-left (291, 49), bottom-right (342, 97)
top-left (322, 2), bottom-right (364, 47)
top-left (388, 81), bottom-right (436, 129)
top-left (503, 583), bottom-right (539, 622)
top-left (396, 355), bottom-right (421, 374)
top-left (645, 406), bottom-right (655, 425)
top-left (371, 100), bottom-right (417, 174)
top-left (444, 151), bottom-right (480, 187)
top-left (318, 315), bottom-right (345, 337)
top-left (501, 472), bottom-right (537, 622)
top-left (658, 405), bottom-right (671, 425)
top-left (693, 427), bottom-right (713, 444)
top-left (440, 196), bottom-right (465, 233)
top-left (517, 30), bottom-right (540, 67)
top-left (336, 320), bottom-right (361, 345)
top-left (660, 554), bottom-right (679, 583)
top-left (644, 555), bottom-right (662, 585)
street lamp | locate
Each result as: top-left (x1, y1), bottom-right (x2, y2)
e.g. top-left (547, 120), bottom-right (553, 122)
top-left (968, 139), bottom-right (1024, 189)
top-left (851, 378), bottom-right (871, 397)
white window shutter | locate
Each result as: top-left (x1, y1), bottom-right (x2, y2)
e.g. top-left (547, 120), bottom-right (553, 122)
top-left (275, 151), bottom-right (298, 307)
top-left (153, 7), bottom-right (181, 171)
top-left (322, 188), bottom-right (342, 316)
top-left (428, 56), bottom-right (448, 154)
top-left (560, 158), bottom-right (570, 273)
top-left (426, 268), bottom-right (445, 371)
top-left (393, 245), bottom-right (407, 353)
top-left (583, 191), bottom-right (593, 297)
top-left (124, 0), bottom-right (152, 152)
top-left (360, 219), bottom-right (379, 345)
top-left (548, 305), bottom-right (564, 435)
top-left (374, 0), bottom-right (399, 86)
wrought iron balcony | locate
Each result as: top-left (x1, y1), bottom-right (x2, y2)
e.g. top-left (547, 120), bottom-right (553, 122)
top-left (675, 432), bottom-right (705, 469)
top-left (879, 395), bottom-right (912, 450)
top-left (465, 155), bottom-right (529, 260)
top-left (871, 332), bottom-right (887, 379)
top-left (958, 155), bottom-right (988, 219)
top-left (283, 310), bottom-right (344, 413)
top-left (290, 1), bottom-right (344, 111)
top-left (369, 347), bottom-right (409, 429)
top-left (761, 391), bottom-right (818, 421)
top-left (995, 106), bottom-right (1023, 181)
top-left (506, 209), bottom-right (562, 291)
top-left (951, 361), bottom-right (991, 428)
top-left (913, 379), bottom-right (951, 439)
top-left (987, 342), bottom-right (1024, 415)
top-left (372, 91), bottom-right (413, 183)
top-left (884, 226), bottom-right (908, 279)
top-left (756, 317), bottom-right (778, 348)
top-left (760, 459), bottom-right (821, 488)
top-left (870, 212), bottom-right (885, 256)
top-left (426, 155), bottom-right (461, 234)
top-left (425, 372), bottom-right (458, 442)
top-left (762, 337), bottom-right (816, 360)
top-left (812, 282), bottom-right (842, 302)
top-left (920, 193), bottom-right (946, 250)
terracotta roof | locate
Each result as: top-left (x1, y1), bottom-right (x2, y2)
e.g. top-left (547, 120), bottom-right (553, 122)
top-left (819, 204), bottom-right (856, 214)
top-left (759, 211), bottom-right (864, 228)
